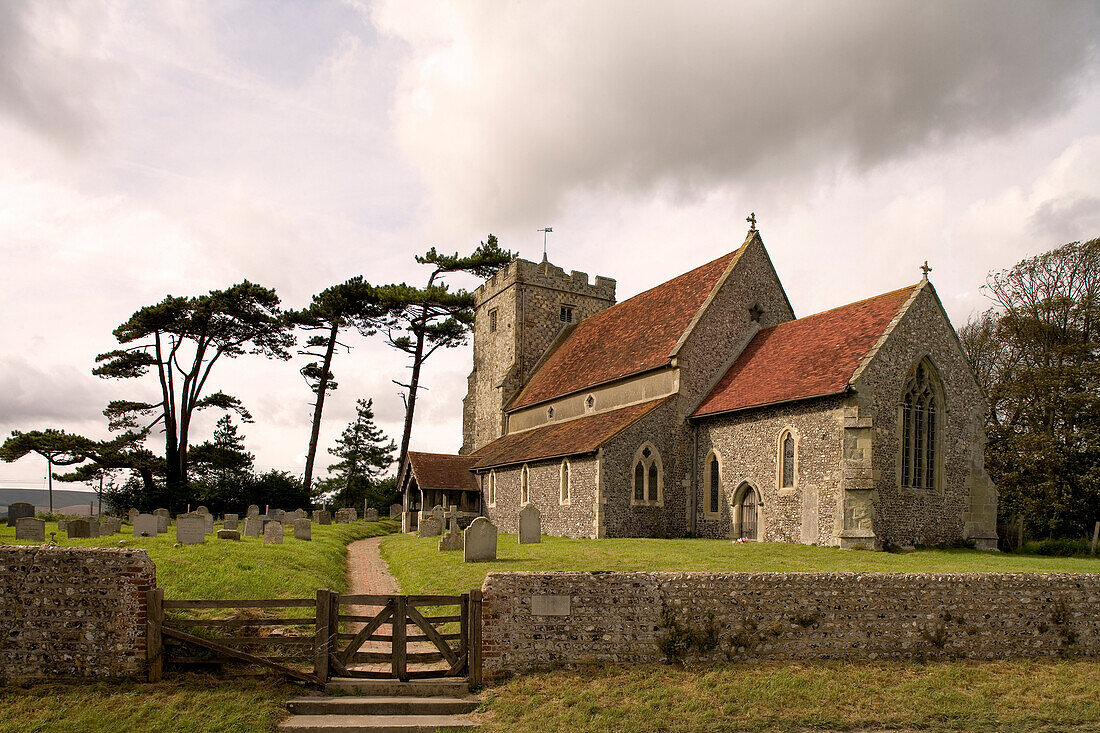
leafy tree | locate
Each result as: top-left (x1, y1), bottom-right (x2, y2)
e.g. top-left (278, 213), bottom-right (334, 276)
top-left (93, 281), bottom-right (294, 507)
top-left (289, 277), bottom-right (383, 495)
top-left (0, 429), bottom-right (159, 512)
top-left (247, 469), bottom-right (311, 512)
top-left (376, 234), bottom-right (514, 472)
top-left (189, 415), bottom-right (255, 512)
top-left (320, 397), bottom-right (396, 509)
top-left (960, 237), bottom-right (1100, 538)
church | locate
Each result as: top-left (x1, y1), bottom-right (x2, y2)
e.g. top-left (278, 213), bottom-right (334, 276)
top-left (399, 228), bottom-right (998, 550)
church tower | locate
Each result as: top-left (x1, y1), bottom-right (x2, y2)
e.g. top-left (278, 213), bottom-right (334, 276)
top-left (461, 258), bottom-right (616, 453)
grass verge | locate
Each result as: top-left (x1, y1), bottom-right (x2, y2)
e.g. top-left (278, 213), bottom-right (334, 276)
top-left (0, 518), bottom-right (400, 598)
top-left (0, 674), bottom-right (296, 733)
top-left (380, 532), bottom-right (1100, 596)
top-left (475, 659), bottom-right (1100, 732)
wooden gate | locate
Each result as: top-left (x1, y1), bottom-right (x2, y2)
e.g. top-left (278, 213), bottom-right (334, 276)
top-left (318, 591), bottom-right (482, 683)
top-left (148, 588), bottom-right (482, 687)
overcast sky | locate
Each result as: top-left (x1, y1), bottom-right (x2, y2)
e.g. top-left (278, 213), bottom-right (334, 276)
top-left (1, 0), bottom-right (1098, 491)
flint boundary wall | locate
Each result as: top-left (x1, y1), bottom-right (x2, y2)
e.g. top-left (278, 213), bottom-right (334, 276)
top-left (481, 571), bottom-right (1100, 677)
top-left (1, 546), bottom-right (155, 682)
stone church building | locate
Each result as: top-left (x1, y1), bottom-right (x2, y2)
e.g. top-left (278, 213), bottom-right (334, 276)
top-left (399, 229), bottom-right (998, 550)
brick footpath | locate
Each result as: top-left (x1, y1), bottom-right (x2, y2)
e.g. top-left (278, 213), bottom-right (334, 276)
top-left (0, 546), bottom-right (155, 682)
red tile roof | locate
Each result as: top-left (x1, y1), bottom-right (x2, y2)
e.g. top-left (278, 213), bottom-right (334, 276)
top-left (404, 451), bottom-right (481, 492)
top-left (508, 248), bottom-right (744, 410)
top-left (472, 399), bottom-right (667, 469)
top-left (693, 284), bottom-right (920, 417)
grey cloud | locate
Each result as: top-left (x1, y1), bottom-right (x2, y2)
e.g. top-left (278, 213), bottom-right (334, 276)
top-left (384, 0), bottom-right (1100, 223)
top-left (0, 357), bottom-right (112, 427)
top-left (0, 1), bottom-right (119, 150)
top-left (1029, 195), bottom-right (1100, 245)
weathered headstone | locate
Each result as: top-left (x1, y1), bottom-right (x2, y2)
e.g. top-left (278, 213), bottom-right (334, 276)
top-left (242, 517), bottom-right (263, 538)
top-left (6, 502), bottom-right (34, 527)
top-left (317, 510), bottom-right (332, 525)
top-left (519, 503), bottom-right (542, 544)
top-left (58, 519), bottom-right (67, 532)
top-left (335, 509), bottom-right (350, 524)
top-left (16, 517), bottom-right (45, 541)
top-left (463, 517), bottom-right (497, 562)
top-left (293, 518), bottom-right (311, 541)
top-left (347, 508), bottom-right (357, 521)
top-left (224, 513), bottom-right (239, 531)
top-left (365, 508), bottom-right (379, 522)
top-left (66, 518), bottom-right (93, 539)
top-left (127, 508), bottom-right (139, 524)
top-left (176, 514), bottom-right (206, 544)
top-left (195, 505), bottom-right (209, 516)
top-left (264, 521), bottom-right (283, 545)
top-left (272, 509), bottom-right (286, 524)
top-left (417, 514), bottom-right (442, 538)
top-left (98, 520), bottom-right (113, 536)
top-left (247, 504), bottom-right (260, 518)
top-left (88, 520), bottom-right (101, 538)
top-left (389, 503), bottom-right (403, 518)
top-left (438, 521), bottom-right (462, 551)
top-left (204, 514), bottom-right (214, 534)
top-left (217, 529), bottom-right (241, 541)
top-left (106, 517), bottom-right (122, 534)
top-left (134, 513), bottom-right (158, 537)
top-left (154, 509), bottom-right (170, 533)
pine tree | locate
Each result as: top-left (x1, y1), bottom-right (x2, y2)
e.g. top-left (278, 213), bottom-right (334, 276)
top-left (190, 415), bottom-right (255, 511)
top-left (323, 398), bottom-right (396, 510)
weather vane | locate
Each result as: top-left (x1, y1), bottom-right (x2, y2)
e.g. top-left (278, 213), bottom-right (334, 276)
top-left (538, 227), bottom-right (553, 261)
top-left (921, 261), bottom-right (932, 280)
top-left (746, 212), bottom-right (757, 232)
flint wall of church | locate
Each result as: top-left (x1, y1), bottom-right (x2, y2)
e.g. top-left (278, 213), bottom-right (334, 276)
top-left (855, 285), bottom-right (995, 548)
top-left (671, 236), bottom-right (798, 538)
top-left (599, 401), bottom-right (683, 538)
top-left (482, 456), bottom-right (599, 539)
top-left (694, 396), bottom-right (847, 543)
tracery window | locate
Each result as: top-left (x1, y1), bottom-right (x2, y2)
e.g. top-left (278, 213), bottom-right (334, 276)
top-left (901, 361), bottom-right (940, 490)
top-left (780, 430), bottom-right (796, 489)
top-left (632, 443), bottom-right (663, 506)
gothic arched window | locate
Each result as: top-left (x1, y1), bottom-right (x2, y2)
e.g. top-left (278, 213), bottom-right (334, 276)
top-left (632, 443), bottom-right (663, 506)
top-left (704, 451), bottom-right (722, 516)
top-left (487, 470), bottom-right (496, 506)
top-left (780, 430), bottom-right (796, 489)
top-left (901, 361), bottom-right (941, 490)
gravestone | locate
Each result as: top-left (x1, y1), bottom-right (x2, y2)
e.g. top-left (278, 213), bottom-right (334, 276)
top-left (98, 520), bottom-right (113, 536)
top-left (7, 502), bottom-right (34, 527)
top-left (365, 508), bottom-right (379, 522)
top-left (264, 521), bottom-right (283, 545)
top-left (88, 520), bottom-right (101, 538)
top-left (438, 515), bottom-right (462, 551)
top-left (347, 508), bottom-right (357, 521)
top-left (417, 514), bottom-right (442, 538)
top-left (519, 503), bottom-right (542, 544)
top-left (195, 505), bottom-right (209, 516)
top-left (463, 517), bottom-right (497, 562)
top-left (224, 513), bottom-right (239, 531)
top-left (204, 514), bottom-right (214, 534)
top-left (242, 517), bottom-right (263, 538)
top-left (58, 519), bottom-right (67, 532)
top-left (335, 509), bottom-right (349, 524)
top-left (134, 514), bottom-right (158, 537)
top-left (389, 503), bottom-right (403, 518)
top-left (105, 517), bottom-right (122, 534)
top-left (127, 508), bottom-right (139, 523)
top-left (66, 518), bottom-right (93, 539)
top-left (316, 510), bottom-right (332, 525)
top-left (16, 517), bottom-right (45, 541)
top-left (247, 504), bottom-right (260, 518)
top-left (272, 509), bottom-right (286, 524)
top-left (217, 529), bottom-right (241, 541)
top-left (154, 509), bottom-right (170, 533)
top-left (293, 518), bottom-right (311, 541)
top-left (176, 514), bottom-right (206, 544)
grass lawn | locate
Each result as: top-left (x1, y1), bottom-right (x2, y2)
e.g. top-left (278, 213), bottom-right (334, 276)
top-left (475, 659), bottom-right (1100, 732)
top-left (0, 675), bottom-right (296, 733)
top-left (0, 518), bottom-right (400, 598)
top-left (380, 532), bottom-right (1100, 596)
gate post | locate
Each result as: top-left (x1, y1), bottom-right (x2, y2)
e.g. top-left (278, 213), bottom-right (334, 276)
top-left (315, 589), bottom-right (331, 682)
top-left (392, 595), bottom-right (408, 681)
top-left (469, 588), bottom-right (482, 687)
top-left (147, 587), bottom-right (164, 682)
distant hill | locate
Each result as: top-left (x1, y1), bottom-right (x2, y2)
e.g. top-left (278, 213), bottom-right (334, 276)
top-left (0, 487), bottom-right (98, 514)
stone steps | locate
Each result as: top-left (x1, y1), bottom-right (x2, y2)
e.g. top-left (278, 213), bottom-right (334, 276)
top-left (279, 679), bottom-right (479, 732)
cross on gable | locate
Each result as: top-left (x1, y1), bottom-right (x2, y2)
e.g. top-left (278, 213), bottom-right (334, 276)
top-left (921, 261), bottom-right (932, 279)
top-left (746, 212), bottom-right (757, 231)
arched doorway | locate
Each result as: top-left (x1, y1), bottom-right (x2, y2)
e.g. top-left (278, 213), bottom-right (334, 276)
top-left (734, 484), bottom-right (759, 541)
